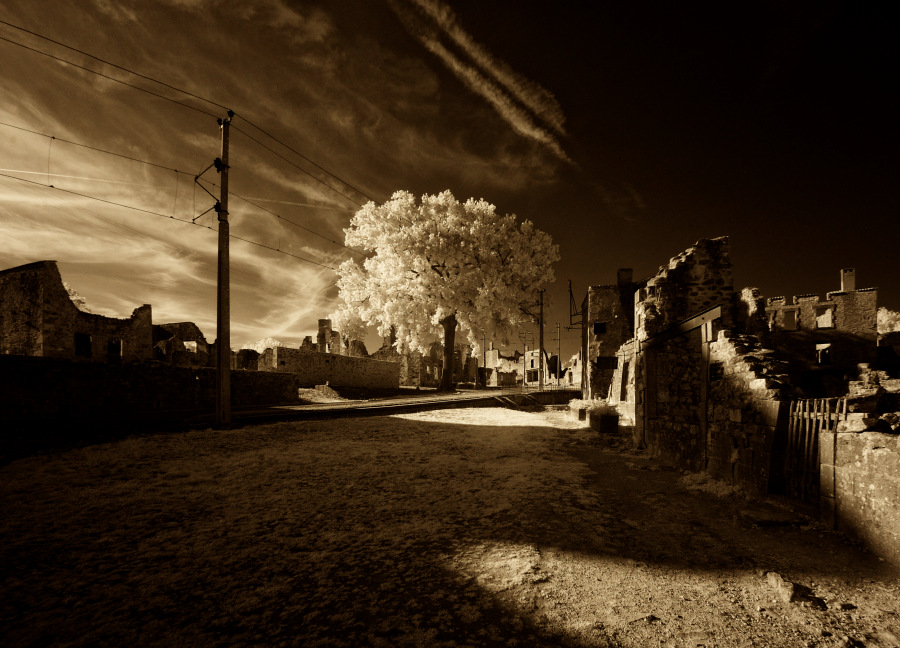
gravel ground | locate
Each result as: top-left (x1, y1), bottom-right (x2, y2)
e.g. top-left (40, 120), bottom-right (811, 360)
top-left (1, 407), bottom-right (898, 647)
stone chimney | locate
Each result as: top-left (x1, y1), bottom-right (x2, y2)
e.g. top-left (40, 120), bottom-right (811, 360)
top-left (841, 268), bottom-right (856, 292)
top-left (317, 319), bottom-right (332, 352)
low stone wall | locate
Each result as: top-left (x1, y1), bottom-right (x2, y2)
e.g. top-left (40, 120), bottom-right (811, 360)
top-left (0, 356), bottom-right (309, 423)
top-left (820, 431), bottom-right (900, 566)
top-left (265, 350), bottom-right (399, 389)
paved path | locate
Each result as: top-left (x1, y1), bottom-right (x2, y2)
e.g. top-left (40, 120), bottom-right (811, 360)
top-left (185, 387), bottom-right (580, 427)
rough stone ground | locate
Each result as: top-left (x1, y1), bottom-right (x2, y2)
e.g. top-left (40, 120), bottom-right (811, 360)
top-left (1, 407), bottom-right (898, 647)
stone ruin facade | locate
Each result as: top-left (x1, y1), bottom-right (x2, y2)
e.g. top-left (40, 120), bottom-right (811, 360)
top-left (0, 260), bottom-right (152, 364)
top-left (581, 268), bottom-right (637, 400)
top-left (371, 328), bottom-right (479, 388)
top-left (0, 260), bottom-right (395, 391)
top-left (585, 237), bottom-right (884, 496)
top-left (765, 269), bottom-right (878, 395)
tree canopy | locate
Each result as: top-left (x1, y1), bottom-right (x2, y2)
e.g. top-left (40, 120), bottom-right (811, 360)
top-left (330, 190), bottom-right (559, 390)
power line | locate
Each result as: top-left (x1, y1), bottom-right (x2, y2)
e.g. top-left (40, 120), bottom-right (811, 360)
top-left (0, 34), bottom-right (220, 119)
top-left (0, 18), bottom-right (230, 112)
top-left (0, 172), bottom-right (340, 271)
top-left (1, 120), bottom-right (364, 255)
top-left (232, 115), bottom-right (375, 204)
top-left (0, 120), bottom-right (194, 175)
top-left (195, 177), bottom-right (366, 257)
top-left (0, 20), bottom-right (376, 209)
top-left (230, 124), bottom-right (367, 208)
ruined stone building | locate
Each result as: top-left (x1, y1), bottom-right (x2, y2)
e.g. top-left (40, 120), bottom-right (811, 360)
top-left (153, 321), bottom-right (210, 368)
top-left (765, 269), bottom-right (878, 396)
top-left (582, 238), bottom-right (883, 496)
top-left (522, 347), bottom-right (559, 387)
top-left (581, 269), bottom-right (637, 399)
top-left (0, 260), bottom-right (152, 363)
top-left (481, 344), bottom-right (521, 387)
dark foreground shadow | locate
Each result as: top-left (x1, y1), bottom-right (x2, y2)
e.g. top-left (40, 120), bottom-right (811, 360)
top-left (0, 412), bottom-right (896, 647)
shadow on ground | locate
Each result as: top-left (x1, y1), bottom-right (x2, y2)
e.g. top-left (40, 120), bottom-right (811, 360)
top-left (1, 409), bottom-right (897, 647)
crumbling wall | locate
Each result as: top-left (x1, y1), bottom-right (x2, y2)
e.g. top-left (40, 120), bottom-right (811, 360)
top-left (634, 237), bottom-right (734, 467)
top-left (0, 261), bottom-right (45, 356)
top-left (607, 340), bottom-right (635, 422)
top-left (152, 322), bottom-right (210, 367)
top-left (0, 260), bottom-right (152, 363)
top-left (635, 237), bottom-right (733, 339)
top-left (766, 285), bottom-right (878, 392)
top-left (707, 331), bottom-right (789, 496)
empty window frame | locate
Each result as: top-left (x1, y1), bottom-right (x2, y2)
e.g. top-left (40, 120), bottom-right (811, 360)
top-left (107, 338), bottom-right (123, 362)
top-left (782, 310), bottom-right (798, 330)
top-left (815, 307), bottom-right (834, 329)
top-left (593, 322), bottom-right (607, 335)
top-left (74, 333), bottom-right (92, 357)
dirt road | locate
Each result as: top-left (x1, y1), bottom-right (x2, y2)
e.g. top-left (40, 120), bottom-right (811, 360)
top-left (1, 408), bottom-right (897, 647)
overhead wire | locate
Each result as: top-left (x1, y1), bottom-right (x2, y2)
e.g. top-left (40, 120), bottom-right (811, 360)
top-left (195, 177), bottom-right (365, 257)
top-left (0, 34), bottom-right (219, 119)
top-left (0, 120), bottom-right (360, 255)
top-left (0, 20), bottom-right (519, 304)
top-left (229, 124), bottom-right (367, 208)
top-left (0, 18), bottom-right (231, 112)
top-left (0, 120), bottom-right (195, 174)
top-left (231, 115), bottom-right (374, 204)
top-left (0, 20), bottom-right (375, 209)
top-left (0, 172), bottom-right (340, 271)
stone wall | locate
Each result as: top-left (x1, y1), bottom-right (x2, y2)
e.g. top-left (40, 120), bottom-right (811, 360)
top-left (819, 430), bottom-right (900, 566)
top-left (0, 260), bottom-right (152, 363)
top-left (635, 237), bottom-right (733, 340)
top-left (642, 332), bottom-right (706, 470)
top-left (607, 341), bottom-right (635, 422)
top-left (634, 237), bottom-right (735, 466)
top-left (0, 355), bottom-right (306, 422)
top-left (706, 331), bottom-right (790, 496)
top-left (261, 347), bottom-right (399, 389)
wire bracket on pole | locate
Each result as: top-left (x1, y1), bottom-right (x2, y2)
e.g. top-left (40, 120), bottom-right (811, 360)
top-left (213, 200), bottom-right (228, 221)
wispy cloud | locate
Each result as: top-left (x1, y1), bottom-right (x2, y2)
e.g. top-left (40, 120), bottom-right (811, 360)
top-left (388, 0), bottom-right (569, 161)
top-left (406, 0), bottom-right (566, 136)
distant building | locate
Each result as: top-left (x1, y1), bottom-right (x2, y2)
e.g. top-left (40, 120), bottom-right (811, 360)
top-left (765, 268), bottom-right (878, 382)
top-left (581, 269), bottom-right (637, 399)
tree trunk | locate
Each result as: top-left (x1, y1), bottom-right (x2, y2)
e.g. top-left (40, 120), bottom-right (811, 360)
top-left (438, 312), bottom-right (457, 392)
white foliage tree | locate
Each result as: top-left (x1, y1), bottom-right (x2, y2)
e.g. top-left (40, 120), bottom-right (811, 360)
top-left (878, 307), bottom-right (900, 335)
top-left (330, 190), bottom-right (559, 390)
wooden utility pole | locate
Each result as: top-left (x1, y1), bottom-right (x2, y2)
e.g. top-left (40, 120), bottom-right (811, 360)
top-left (538, 289), bottom-right (545, 391)
top-left (215, 110), bottom-right (234, 426)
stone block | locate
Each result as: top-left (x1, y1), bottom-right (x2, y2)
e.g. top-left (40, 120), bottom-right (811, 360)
top-left (819, 462), bottom-right (835, 498)
top-left (820, 494), bottom-right (836, 529)
top-left (819, 432), bottom-right (836, 466)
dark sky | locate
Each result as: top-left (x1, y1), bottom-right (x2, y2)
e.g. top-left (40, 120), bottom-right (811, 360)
top-left (0, 0), bottom-right (896, 359)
